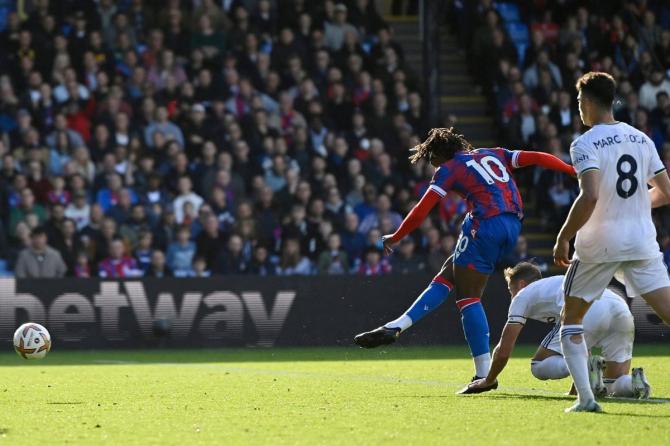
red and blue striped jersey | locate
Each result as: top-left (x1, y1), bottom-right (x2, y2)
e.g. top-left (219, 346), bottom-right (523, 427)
top-left (429, 148), bottom-right (523, 220)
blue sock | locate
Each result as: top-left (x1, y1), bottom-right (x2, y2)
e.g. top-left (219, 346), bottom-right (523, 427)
top-left (457, 298), bottom-right (491, 376)
top-left (384, 277), bottom-right (453, 331)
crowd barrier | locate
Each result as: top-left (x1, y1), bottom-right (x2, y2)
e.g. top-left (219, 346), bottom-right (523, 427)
top-left (0, 274), bottom-right (667, 348)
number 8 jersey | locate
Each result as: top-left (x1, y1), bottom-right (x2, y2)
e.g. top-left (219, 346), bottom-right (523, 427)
top-left (429, 147), bottom-right (524, 221)
top-left (570, 121), bottom-right (666, 263)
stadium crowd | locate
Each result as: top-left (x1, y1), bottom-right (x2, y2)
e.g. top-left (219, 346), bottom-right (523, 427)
top-left (3, 0), bottom-right (670, 279)
top-left (454, 0), bottom-right (670, 261)
top-left (0, 0), bottom-right (440, 278)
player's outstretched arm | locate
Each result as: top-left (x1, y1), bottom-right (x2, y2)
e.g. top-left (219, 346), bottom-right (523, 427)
top-left (484, 323), bottom-right (523, 385)
top-left (465, 322), bottom-right (523, 393)
top-left (554, 169), bottom-right (600, 266)
top-left (516, 151), bottom-right (576, 177)
top-left (649, 170), bottom-right (670, 208)
top-left (381, 189), bottom-right (441, 254)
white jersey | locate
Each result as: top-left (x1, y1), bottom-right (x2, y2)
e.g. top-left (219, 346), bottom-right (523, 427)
top-left (507, 275), bottom-right (628, 325)
top-left (570, 121), bottom-right (666, 262)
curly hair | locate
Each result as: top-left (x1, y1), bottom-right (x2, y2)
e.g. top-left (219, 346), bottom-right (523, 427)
top-left (408, 127), bottom-right (474, 164)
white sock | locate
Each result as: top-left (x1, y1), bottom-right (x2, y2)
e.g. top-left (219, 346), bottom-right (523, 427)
top-left (531, 356), bottom-right (570, 380)
top-left (560, 324), bottom-right (594, 405)
top-left (474, 353), bottom-right (491, 377)
top-left (384, 315), bottom-right (413, 332)
top-left (605, 375), bottom-right (633, 397)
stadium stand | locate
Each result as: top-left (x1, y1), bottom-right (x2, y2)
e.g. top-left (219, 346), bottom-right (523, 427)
top-left (1, 0), bottom-right (670, 278)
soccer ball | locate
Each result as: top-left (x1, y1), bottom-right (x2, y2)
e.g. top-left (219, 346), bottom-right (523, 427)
top-left (13, 323), bottom-right (51, 360)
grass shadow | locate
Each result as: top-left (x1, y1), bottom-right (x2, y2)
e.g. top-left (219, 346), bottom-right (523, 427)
top-left (0, 344), bottom-right (667, 367)
top-left (598, 412), bottom-right (670, 419)
top-left (0, 345), bottom-right (507, 366)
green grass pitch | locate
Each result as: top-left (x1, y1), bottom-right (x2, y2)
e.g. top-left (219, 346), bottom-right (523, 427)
top-left (0, 345), bottom-right (669, 445)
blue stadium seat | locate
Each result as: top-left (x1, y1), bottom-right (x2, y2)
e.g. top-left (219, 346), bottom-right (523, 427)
top-left (496, 2), bottom-right (521, 22)
top-left (505, 21), bottom-right (529, 44)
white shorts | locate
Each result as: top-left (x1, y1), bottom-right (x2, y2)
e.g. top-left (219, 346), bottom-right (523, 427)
top-left (563, 255), bottom-right (670, 302)
top-left (540, 297), bottom-right (635, 363)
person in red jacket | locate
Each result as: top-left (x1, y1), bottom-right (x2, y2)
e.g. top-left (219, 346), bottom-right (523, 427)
top-left (354, 127), bottom-right (575, 393)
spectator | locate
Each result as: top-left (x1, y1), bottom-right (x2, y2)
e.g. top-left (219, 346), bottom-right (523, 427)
top-left (108, 188), bottom-right (135, 226)
top-left (428, 234), bottom-right (456, 273)
top-left (390, 237), bottom-right (425, 274)
top-left (195, 214), bottom-right (227, 270)
top-left (189, 256), bottom-right (211, 277)
top-left (214, 234), bottom-right (248, 275)
top-left (98, 237), bottom-right (142, 278)
top-left (522, 50), bottom-right (562, 91)
top-left (651, 91), bottom-right (670, 138)
top-left (317, 232), bottom-right (350, 274)
top-left (639, 69), bottom-right (670, 111)
top-left (325, 4), bottom-right (359, 51)
top-left (65, 192), bottom-right (91, 230)
top-left (134, 230), bottom-right (154, 272)
top-left (14, 226), bottom-right (67, 278)
top-left (358, 246), bottom-right (391, 275)
top-left (3, 1), bottom-right (629, 280)
top-left (144, 105), bottom-right (185, 148)
top-left (53, 218), bottom-right (83, 276)
top-left (282, 203), bottom-right (319, 259)
top-left (9, 188), bottom-right (46, 237)
top-left (173, 176), bottom-right (204, 224)
top-left (96, 173), bottom-right (134, 213)
top-left (358, 194), bottom-right (402, 234)
top-left (277, 238), bottom-right (313, 275)
top-left (501, 235), bottom-right (547, 271)
top-left (145, 249), bottom-right (173, 277)
top-left (166, 226), bottom-right (196, 277)
top-left (74, 251), bottom-right (91, 277)
top-left (248, 245), bottom-right (277, 276)
top-left (44, 202), bottom-right (67, 246)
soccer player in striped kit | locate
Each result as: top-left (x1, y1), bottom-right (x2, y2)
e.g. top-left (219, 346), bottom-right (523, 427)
top-left (354, 128), bottom-right (575, 390)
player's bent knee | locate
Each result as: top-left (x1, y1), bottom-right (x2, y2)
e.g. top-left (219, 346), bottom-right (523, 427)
top-left (531, 361), bottom-right (550, 380)
top-left (531, 356), bottom-right (570, 380)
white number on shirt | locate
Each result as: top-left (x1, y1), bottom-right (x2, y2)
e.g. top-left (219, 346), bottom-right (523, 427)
top-left (465, 156), bottom-right (510, 184)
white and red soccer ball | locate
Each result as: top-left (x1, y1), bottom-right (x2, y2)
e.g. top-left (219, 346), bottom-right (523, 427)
top-left (13, 323), bottom-right (51, 360)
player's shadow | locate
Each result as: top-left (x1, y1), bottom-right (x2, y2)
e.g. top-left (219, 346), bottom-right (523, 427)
top-left (477, 392), bottom-right (574, 402)
top-left (485, 392), bottom-right (670, 411)
top-left (598, 412), bottom-right (670, 419)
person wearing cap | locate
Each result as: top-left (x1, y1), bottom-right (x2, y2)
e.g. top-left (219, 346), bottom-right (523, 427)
top-left (14, 226), bottom-right (67, 278)
top-left (325, 3), bottom-right (359, 51)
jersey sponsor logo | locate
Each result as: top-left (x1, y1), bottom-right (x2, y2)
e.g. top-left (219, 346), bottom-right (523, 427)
top-left (573, 153), bottom-right (590, 165)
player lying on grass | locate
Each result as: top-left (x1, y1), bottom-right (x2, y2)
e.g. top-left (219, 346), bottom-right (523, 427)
top-left (464, 262), bottom-right (651, 398)
top-left (354, 127), bottom-right (576, 381)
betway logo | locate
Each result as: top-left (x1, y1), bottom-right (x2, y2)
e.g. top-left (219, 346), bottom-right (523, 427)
top-left (0, 279), bottom-right (296, 347)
